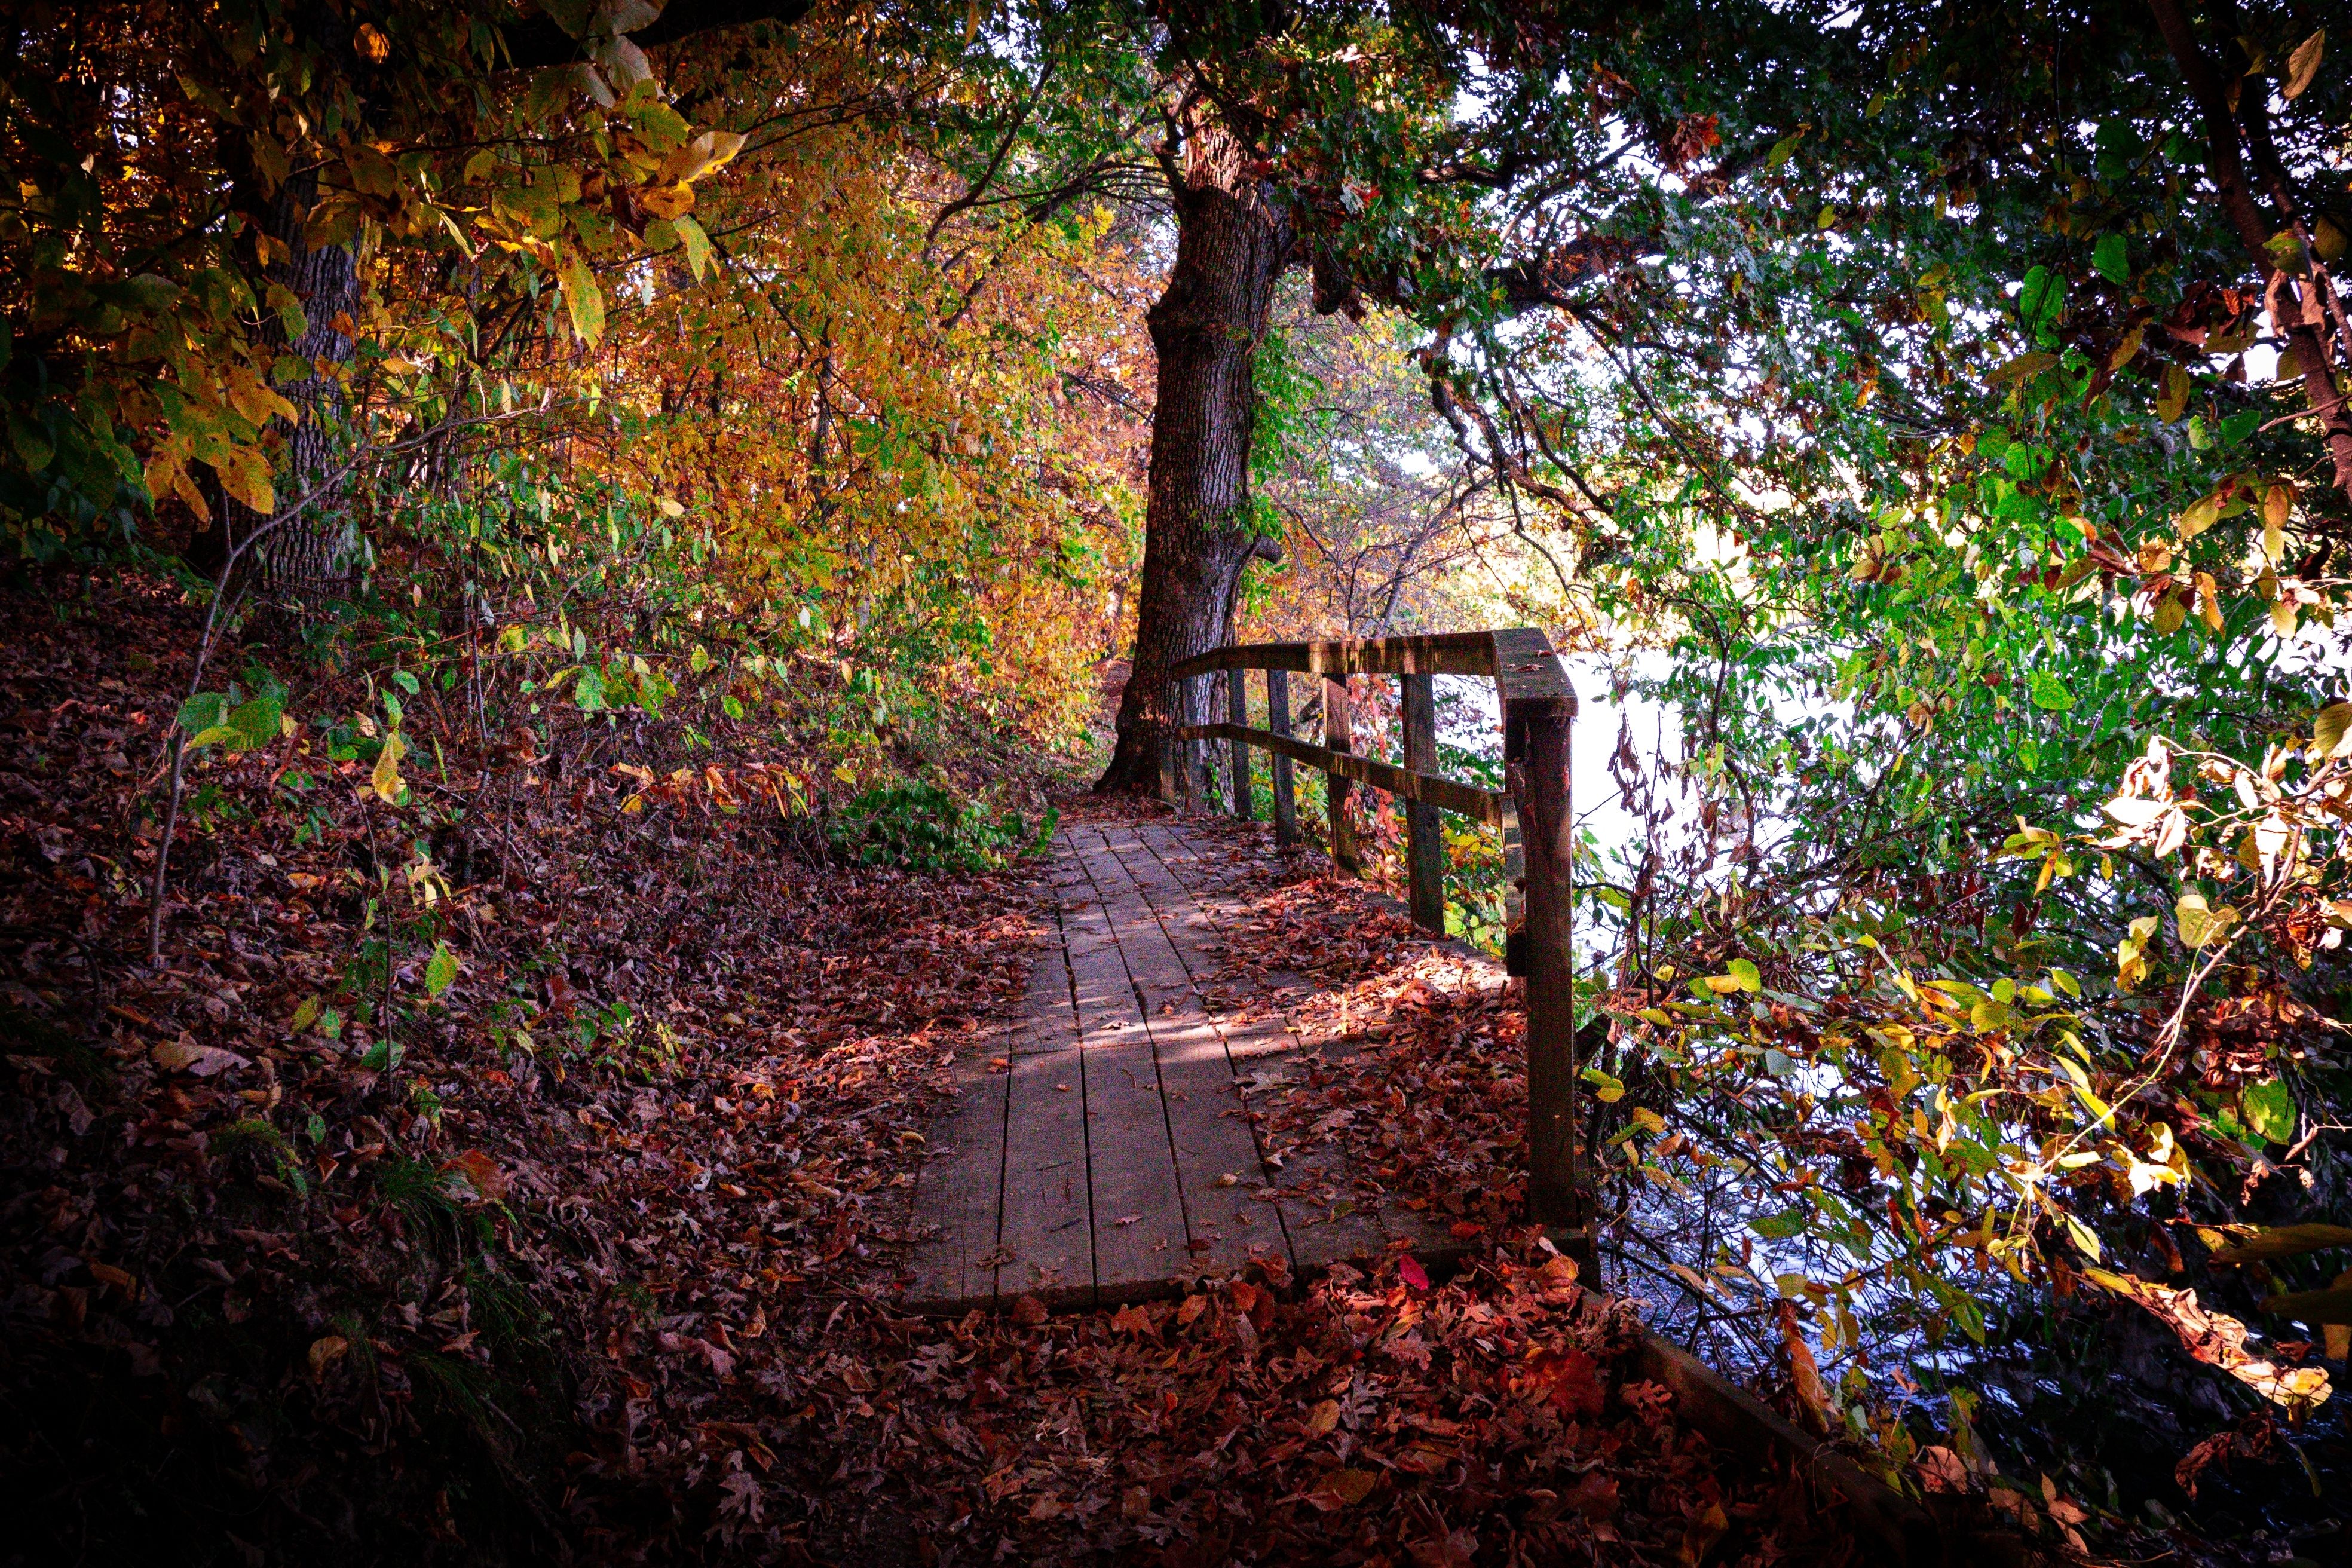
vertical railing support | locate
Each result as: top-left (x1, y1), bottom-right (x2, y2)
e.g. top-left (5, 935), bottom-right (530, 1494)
top-left (1159, 676), bottom-right (1182, 806)
top-left (1506, 688), bottom-right (1585, 1257)
top-left (1227, 670), bottom-right (1252, 820)
top-left (1266, 670), bottom-right (1300, 847)
top-left (1324, 675), bottom-right (1359, 876)
top-left (1401, 671), bottom-right (1444, 935)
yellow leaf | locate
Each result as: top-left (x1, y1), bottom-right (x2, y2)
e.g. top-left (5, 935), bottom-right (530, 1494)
top-left (2317, 702), bottom-right (2352, 760)
top-left (638, 181), bottom-right (696, 220)
top-left (2176, 492), bottom-right (2221, 539)
top-left (2271, 598), bottom-right (2300, 637)
top-left (657, 129), bottom-right (748, 186)
top-left (2196, 571), bottom-right (2223, 631)
top-left (211, 445), bottom-right (277, 516)
top-left (2157, 363), bottom-right (2191, 423)
top-left (372, 729), bottom-right (406, 804)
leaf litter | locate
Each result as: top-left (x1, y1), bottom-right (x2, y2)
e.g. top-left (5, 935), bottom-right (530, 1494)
top-left (0, 579), bottom-right (1860, 1564)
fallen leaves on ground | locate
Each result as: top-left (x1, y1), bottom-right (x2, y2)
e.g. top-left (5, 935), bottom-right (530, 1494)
top-left (1, 578), bottom-right (1856, 1563)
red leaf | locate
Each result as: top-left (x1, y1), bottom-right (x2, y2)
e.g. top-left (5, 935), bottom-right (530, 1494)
top-left (1398, 1254), bottom-right (1430, 1291)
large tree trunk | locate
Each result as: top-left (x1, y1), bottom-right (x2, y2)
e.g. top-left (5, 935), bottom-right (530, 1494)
top-left (246, 167), bottom-right (362, 600)
top-left (1097, 119), bottom-right (1293, 792)
top-left (189, 22), bottom-right (364, 607)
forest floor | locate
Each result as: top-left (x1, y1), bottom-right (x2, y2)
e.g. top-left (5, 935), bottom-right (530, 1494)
top-left (1, 575), bottom-right (1866, 1566)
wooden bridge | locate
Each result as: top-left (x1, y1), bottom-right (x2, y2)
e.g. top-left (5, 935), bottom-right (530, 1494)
top-left (898, 627), bottom-right (1992, 1567)
top-left (904, 629), bottom-right (1592, 1314)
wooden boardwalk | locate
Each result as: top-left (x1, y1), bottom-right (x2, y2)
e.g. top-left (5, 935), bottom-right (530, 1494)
top-left (903, 816), bottom-right (1456, 1314)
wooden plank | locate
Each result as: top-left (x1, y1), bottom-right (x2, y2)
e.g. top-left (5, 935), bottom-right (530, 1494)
top-left (1067, 827), bottom-right (1281, 1285)
top-left (1266, 669), bottom-right (1300, 847)
top-left (902, 1022), bottom-right (1013, 1312)
top-left (1174, 722), bottom-right (1508, 825)
top-left (1489, 626), bottom-right (1578, 708)
top-left (1171, 631), bottom-right (1504, 680)
top-left (1401, 671), bottom-right (1444, 935)
top-left (991, 887), bottom-right (1097, 1306)
top-left (1117, 821), bottom-right (1398, 1273)
top-left (1052, 837), bottom-right (1189, 1303)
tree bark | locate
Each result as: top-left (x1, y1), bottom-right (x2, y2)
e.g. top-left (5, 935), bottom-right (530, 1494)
top-left (1097, 115), bottom-right (1294, 792)
top-left (244, 167), bottom-right (362, 601)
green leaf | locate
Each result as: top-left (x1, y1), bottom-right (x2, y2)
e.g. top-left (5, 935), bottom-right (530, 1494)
top-left (575, 665), bottom-right (608, 711)
top-left (1726, 958), bottom-right (1761, 992)
top-left (1751, 1206), bottom-right (1809, 1241)
top-left (292, 994), bottom-right (321, 1031)
top-left (1579, 1065), bottom-right (1625, 1103)
top-left (2091, 234), bottom-right (2129, 284)
top-left (558, 245), bottom-right (605, 345)
top-left (2017, 266), bottom-right (2065, 328)
top-left (8, 411), bottom-right (54, 471)
top-left (228, 696), bottom-right (283, 750)
top-left (674, 214), bottom-right (713, 283)
top-left (2241, 1079), bottom-right (2297, 1144)
top-left (424, 941), bottom-right (459, 999)
top-left (2028, 671), bottom-right (2074, 710)
top-left (177, 691), bottom-right (229, 736)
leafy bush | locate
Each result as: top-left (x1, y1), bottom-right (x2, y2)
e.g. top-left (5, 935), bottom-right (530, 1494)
top-left (826, 780), bottom-right (1054, 872)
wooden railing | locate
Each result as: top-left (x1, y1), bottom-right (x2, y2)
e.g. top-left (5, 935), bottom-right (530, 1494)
top-left (1166, 629), bottom-right (1590, 1249)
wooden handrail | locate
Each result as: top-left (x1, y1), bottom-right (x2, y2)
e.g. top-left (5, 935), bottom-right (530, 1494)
top-left (1177, 721), bottom-right (1508, 824)
top-left (1162, 628), bottom-right (1586, 1255)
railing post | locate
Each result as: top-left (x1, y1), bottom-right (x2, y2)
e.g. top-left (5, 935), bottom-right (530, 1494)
top-left (1226, 670), bottom-right (1252, 820)
top-left (1160, 676), bottom-right (1182, 806)
top-left (1325, 675), bottom-right (1359, 876)
top-left (1506, 688), bottom-right (1584, 1253)
top-left (1401, 671), bottom-right (1444, 935)
top-left (1266, 669), bottom-right (1300, 847)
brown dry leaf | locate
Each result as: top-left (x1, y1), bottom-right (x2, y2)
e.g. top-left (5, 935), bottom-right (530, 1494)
top-left (150, 1036), bottom-right (248, 1077)
top-left (307, 1335), bottom-right (349, 1379)
top-left (1568, 1471), bottom-right (1619, 1520)
top-left (439, 1148), bottom-right (509, 1202)
top-left (1010, 1294), bottom-right (1049, 1326)
top-left (2088, 1267), bottom-right (2333, 1412)
top-left (1776, 1298), bottom-right (1835, 1431)
top-left (1679, 1501), bottom-right (1729, 1567)
top-left (1915, 1446), bottom-right (1969, 1493)
top-left (1304, 1468), bottom-right (1379, 1511)
top-left (1303, 1398), bottom-right (1340, 1437)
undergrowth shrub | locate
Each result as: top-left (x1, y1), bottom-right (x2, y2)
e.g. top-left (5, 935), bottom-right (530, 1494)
top-left (826, 780), bottom-right (1056, 872)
